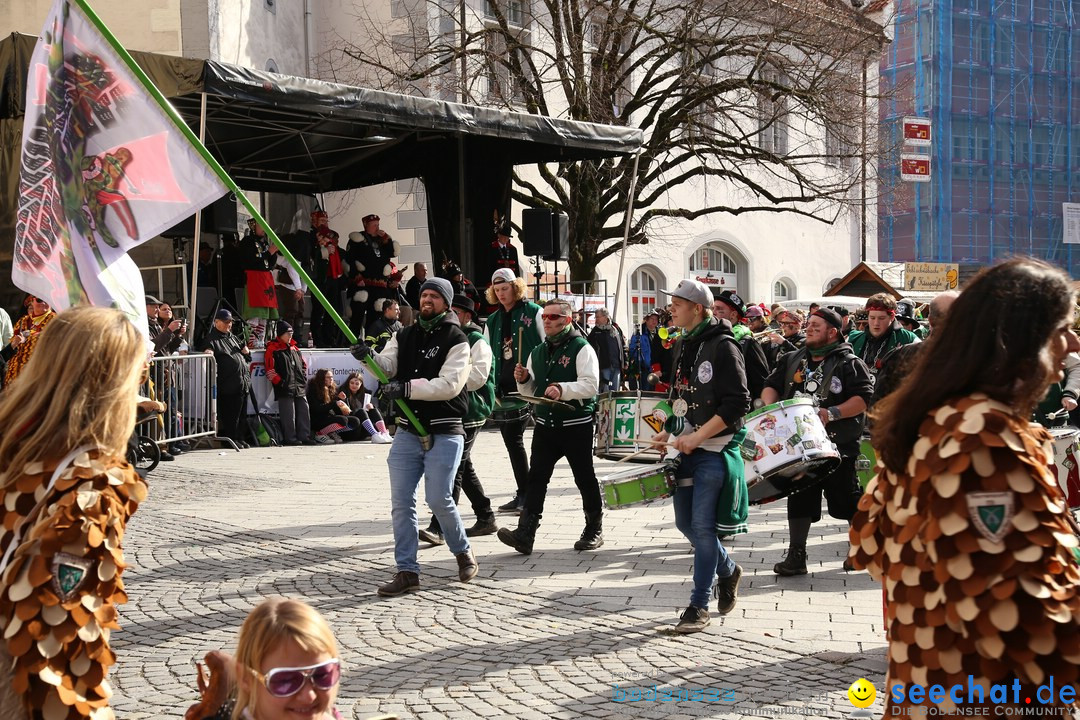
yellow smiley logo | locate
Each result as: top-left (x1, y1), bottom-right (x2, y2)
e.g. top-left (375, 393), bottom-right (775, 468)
top-left (848, 678), bottom-right (876, 708)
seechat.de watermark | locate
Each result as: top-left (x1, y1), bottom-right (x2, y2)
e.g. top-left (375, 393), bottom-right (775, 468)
top-left (888, 676), bottom-right (1076, 716)
top-left (611, 684), bottom-right (736, 703)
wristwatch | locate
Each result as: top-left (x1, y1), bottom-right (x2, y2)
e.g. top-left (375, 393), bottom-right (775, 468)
top-left (828, 406), bottom-right (842, 421)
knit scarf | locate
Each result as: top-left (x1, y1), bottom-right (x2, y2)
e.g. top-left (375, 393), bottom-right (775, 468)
top-left (417, 311), bottom-right (446, 332)
top-left (809, 340), bottom-right (841, 359)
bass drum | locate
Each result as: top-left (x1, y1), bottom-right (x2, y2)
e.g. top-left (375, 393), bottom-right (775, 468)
top-left (1047, 426), bottom-right (1080, 520)
top-left (741, 398), bottom-right (841, 505)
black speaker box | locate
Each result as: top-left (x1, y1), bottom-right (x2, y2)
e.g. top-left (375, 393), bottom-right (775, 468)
top-left (160, 192), bottom-right (238, 238)
top-left (521, 208), bottom-right (569, 261)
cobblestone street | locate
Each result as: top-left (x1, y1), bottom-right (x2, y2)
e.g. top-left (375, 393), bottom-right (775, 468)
top-left (112, 428), bottom-right (888, 719)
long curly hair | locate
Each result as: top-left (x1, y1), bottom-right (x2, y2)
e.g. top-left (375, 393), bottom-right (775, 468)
top-left (306, 368), bottom-right (337, 404)
top-left (485, 277), bottom-right (527, 306)
top-left (0, 306), bottom-right (145, 478)
top-left (873, 258), bottom-right (1075, 473)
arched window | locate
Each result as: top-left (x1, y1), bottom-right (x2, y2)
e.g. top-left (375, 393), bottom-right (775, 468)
top-left (689, 244), bottom-right (738, 293)
top-left (773, 279), bottom-right (793, 303)
top-left (265, 58), bottom-right (279, 73)
top-left (629, 267), bottom-right (662, 327)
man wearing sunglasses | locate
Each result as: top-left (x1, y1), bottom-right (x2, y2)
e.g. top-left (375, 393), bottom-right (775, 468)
top-left (351, 276), bottom-right (477, 596)
top-left (497, 299), bottom-right (602, 555)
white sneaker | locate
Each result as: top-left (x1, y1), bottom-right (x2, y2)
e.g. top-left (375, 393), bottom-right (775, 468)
top-left (372, 432), bottom-right (393, 444)
top-left (314, 434), bottom-right (334, 445)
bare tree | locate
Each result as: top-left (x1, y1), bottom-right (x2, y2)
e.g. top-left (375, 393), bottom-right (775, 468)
top-left (320, 0), bottom-right (887, 282)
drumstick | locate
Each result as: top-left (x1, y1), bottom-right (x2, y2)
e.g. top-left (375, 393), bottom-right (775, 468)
top-left (617, 442), bottom-right (673, 464)
top-left (517, 326), bottom-right (524, 366)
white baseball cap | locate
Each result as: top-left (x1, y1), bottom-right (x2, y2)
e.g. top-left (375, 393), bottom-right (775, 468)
top-left (660, 279), bottom-right (712, 307)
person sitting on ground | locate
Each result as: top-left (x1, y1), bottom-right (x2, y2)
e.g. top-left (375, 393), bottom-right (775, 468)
top-left (306, 369), bottom-right (360, 444)
top-left (265, 322), bottom-right (314, 446)
top-left (337, 371), bottom-right (392, 443)
top-left (184, 598), bottom-right (347, 720)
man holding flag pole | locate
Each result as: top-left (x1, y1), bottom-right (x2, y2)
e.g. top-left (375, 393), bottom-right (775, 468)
top-left (5, 0), bottom-right (439, 717)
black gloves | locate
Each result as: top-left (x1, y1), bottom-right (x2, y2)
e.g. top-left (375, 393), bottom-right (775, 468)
top-left (349, 343), bottom-right (373, 362)
top-left (381, 380), bottom-right (408, 400)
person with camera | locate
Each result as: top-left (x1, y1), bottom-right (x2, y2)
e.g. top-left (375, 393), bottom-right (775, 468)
top-left (147, 298), bottom-right (189, 458)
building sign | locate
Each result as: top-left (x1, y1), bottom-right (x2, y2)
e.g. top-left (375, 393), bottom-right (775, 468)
top-left (1064, 203), bottom-right (1080, 245)
top-left (903, 117), bottom-right (931, 146)
top-left (901, 154), bottom-right (931, 182)
top-left (695, 274), bottom-right (735, 287)
top-left (904, 262), bottom-right (959, 292)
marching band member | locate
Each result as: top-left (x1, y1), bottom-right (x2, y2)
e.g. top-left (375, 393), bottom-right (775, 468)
top-left (761, 308), bottom-right (873, 577)
top-left (649, 280), bottom-right (751, 634)
top-left (497, 299), bottom-right (602, 555)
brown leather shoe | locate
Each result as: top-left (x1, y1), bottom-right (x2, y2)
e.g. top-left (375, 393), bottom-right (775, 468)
top-left (377, 571), bottom-right (420, 597)
top-left (456, 551), bottom-right (478, 583)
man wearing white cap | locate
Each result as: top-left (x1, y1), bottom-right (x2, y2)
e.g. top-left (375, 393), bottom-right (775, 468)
top-left (484, 268), bottom-right (544, 513)
top-left (649, 279), bottom-right (751, 634)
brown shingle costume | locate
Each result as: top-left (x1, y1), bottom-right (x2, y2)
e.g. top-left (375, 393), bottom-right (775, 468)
top-left (0, 450), bottom-right (145, 719)
top-left (850, 394), bottom-right (1080, 714)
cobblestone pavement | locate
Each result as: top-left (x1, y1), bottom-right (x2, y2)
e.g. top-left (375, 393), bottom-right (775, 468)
top-left (111, 428), bottom-right (889, 719)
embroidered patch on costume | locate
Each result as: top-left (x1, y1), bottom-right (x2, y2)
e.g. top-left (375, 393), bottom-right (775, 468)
top-left (558, 355), bottom-right (571, 367)
top-left (51, 553), bottom-right (94, 602)
top-left (830, 376), bottom-right (843, 394)
top-left (697, 361), bottom-right (713, 383)
top-left (966, 492), bottom-right (1015, 543)
top-left (523, 317), bottom-right (533, 327)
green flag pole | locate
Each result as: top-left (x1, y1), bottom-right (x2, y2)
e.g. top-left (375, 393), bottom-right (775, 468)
top-left (71, 0), bottom-right (428, 438)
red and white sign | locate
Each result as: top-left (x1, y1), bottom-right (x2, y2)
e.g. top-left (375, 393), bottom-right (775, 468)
top-left (901, 154), bottom-right (931, 182)
top-left (903, 117), bottom-right (931, 146)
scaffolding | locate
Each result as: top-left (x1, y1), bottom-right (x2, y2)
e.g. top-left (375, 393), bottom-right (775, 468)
top-left (879, 0), bottom-right (1078, 273)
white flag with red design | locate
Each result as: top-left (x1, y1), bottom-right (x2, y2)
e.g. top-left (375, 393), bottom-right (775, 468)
top-left (13, 0), bottom-right (227, 334)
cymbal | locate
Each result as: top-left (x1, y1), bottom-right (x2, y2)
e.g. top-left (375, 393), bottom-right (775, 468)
top-left (509, 393), bottom-right (574, 409)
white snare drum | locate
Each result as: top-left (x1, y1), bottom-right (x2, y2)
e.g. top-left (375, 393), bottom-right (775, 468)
top-left (741, 398), bottom-right (841, 505)
top-left (1048, 426), bottom-right (1080, 512)
top-left (594, 391), bottom-right (672, 462)
top-left (600, 463), bottom-right (677, 510)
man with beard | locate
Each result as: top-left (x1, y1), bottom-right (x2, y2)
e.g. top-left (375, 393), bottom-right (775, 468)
top-left (347, 214), bottom-right (402, 337)
top-left (350, 277), bottom-right (477, 596)
top-left (648, 280), bottom-right (750, 633)
top-left (484, 268), bottom-right (544, 513)
top-left (498, 299), bottom-right (602, 555)
top-left (847, 293), bottom-right (919, 390)
top-left (712, 290), bottom-right (770, 401)
top-left (761, 308), bottom-right (873, 576)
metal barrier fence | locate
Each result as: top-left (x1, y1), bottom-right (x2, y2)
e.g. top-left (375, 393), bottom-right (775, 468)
top-left (143, 353), bottom-right (218, 445)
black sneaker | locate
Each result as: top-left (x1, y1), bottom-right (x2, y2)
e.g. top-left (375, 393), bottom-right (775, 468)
top-left (418, 527), bottom-right (444, 545)
top-left (773, 548), bottom-right (808, 576)
top-left (159, 451), bottom-right (175, 462)
top-left (167, 444), bottom-right (184, 455)
top-left (714, 564), bottom-right (742, 615)
top-left (674, 606), bottom-right (710, 634)
top-left (497, 495), bottom-right (523, 514)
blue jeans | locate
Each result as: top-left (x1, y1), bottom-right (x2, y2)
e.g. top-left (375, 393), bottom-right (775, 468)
top-left (673, 449), bottom-right (736, 609)
top-left (599, 368), bottom-right (621, 394)
top-left (387, 431), bottom-right (468, 574)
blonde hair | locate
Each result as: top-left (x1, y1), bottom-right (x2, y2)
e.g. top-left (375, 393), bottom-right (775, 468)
top-left (484, 277), bottom-right (527, 305)
top-left (0, 306), bottom-right (144, 478)
top-left (233, 598), bottom-right (338, 720)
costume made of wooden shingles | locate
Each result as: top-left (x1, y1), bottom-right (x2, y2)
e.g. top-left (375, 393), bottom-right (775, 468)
top-left (850, 394), bottom-right (1080, 714)
top-left (0, 450), bottom-right (146, 719)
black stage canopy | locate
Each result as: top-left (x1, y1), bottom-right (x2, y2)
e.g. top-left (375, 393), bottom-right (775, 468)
top-left (0, 31), bottom-right (641, 282)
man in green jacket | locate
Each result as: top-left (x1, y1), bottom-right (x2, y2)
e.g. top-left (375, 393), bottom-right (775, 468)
top-left (497, 298), bottom-right (602, 555)
top-left (846, 293), bottom-right (919, 393)
top-left (484, 268), bottom-right (544, 513)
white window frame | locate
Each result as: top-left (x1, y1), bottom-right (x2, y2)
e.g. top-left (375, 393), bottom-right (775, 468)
top-left (629, 267), bottom-right (662, 328)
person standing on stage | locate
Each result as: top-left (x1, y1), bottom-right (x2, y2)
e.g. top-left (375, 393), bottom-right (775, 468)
top-left (350, 277), bottom-right (477, 596)
top-left (419, 295), bottom-right (498, 543)
top-left (346, 214), bottom-right (402, 337)
top-left (489, 220), bottom-right (523, 280)
top-left (405, 261), bottom-right (428, 310)
top-left (761, 307), bottom-right (873, 576)
top-left (498, 299), bottom-right (602, 555)
top-left (484, 268), bottom-right (544, 513)
top-left (648, 280), bottom-right (751, 633)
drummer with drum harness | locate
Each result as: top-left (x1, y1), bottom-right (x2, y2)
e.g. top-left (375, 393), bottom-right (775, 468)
top-left (761, 307), bottom-right (873, 577)
top-left (648, 280), bottom-right (751, 634)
